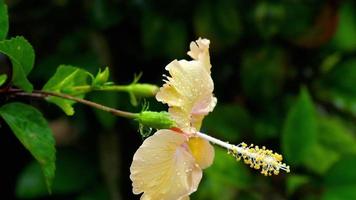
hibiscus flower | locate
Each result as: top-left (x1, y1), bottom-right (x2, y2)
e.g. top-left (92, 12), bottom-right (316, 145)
top-left (130, 38), bottom-right (289, 200)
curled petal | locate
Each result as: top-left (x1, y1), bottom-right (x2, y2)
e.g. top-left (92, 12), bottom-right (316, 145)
top-left (187, 38), bottom-right (211, 72)
top-left (130, 130), bottom-right (202, 200)
top-left (188, 137), bottom-right (215, 169)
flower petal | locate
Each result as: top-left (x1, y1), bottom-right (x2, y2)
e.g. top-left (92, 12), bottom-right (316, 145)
top-left (130, 130), bottom-right (202, 200)
top-left (156, 58), bottom-right (216, 132)
top-left (187, 38), bottom-right (211, 72)
top-left (168, 107), bottom-right (192, 132)
top-left (188, 137), bottom-right (215, 169)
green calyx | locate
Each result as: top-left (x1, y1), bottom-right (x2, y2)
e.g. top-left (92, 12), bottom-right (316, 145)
top-left (92, 67), bottom-right (110, 87)
top-left (137, 111), bottom-right (176, 130)
top-left (128, 83), bottom-right (159, 97)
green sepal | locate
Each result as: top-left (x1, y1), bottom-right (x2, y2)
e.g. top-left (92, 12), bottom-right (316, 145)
top-left (92, 67), bottom-right (110, 87)
top-left (137, 111), bottom-right (176, 130)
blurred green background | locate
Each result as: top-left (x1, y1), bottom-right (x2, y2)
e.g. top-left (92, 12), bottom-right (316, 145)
top-left (1, 0), bottom-right (356, 199)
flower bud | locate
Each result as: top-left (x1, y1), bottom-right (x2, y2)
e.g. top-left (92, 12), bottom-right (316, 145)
top-left (137, 111), bottom-right (176, 129)
top-left (129, 84), bottom-right (159, 97)
top-left (93, 67), bottom-right (110, 86)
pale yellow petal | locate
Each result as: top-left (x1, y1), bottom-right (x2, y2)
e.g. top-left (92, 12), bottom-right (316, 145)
top-left (168, 107), bottom-right (192, 133)
top-left (179, 196), bottom-right (190, 200)
top-left (164, 59), bottom-right (214, 102)
top-left (188, 137), bottom-right (215, 169)
top-left (187, 38), bottom-right (211, 72)
top-left (156, 82), bottom-right (184, 107)
top-left (156, 38), bottom-right (216, 132)
top-left (130, 130), bottom-right (202, 200)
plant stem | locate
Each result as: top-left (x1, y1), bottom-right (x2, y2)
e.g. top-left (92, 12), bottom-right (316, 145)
top-left (71, 85), bottom-right (129, 93)
top-left (2, 88), bottom-right (139, 119)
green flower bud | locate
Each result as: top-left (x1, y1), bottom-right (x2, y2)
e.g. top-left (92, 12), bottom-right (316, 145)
top-left (93, 67), bottom-right (110, 86)
top-left (137, 111), bottom-right (175, 129)
top-left (129, 84), bottom-right (159, 97)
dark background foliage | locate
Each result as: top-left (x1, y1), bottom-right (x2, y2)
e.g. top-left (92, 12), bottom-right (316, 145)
top-left (1, 0), bottom-right (356, 199)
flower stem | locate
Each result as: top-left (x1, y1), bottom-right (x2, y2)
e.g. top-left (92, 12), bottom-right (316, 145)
top-left (1, 88), bottom-right (139, 119)
top-left (71, 85), bottom-right (129, 93)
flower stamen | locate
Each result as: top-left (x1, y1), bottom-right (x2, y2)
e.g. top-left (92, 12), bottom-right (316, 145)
top-left (196, 132), bottom-right (290, 176)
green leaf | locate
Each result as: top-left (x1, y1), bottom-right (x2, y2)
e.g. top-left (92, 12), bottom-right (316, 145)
top-left (287, 175), bottom-right (310, 195)
top-left (0, 73), bottom-right (6, 86)
top-left (16, 150), bottom-right (98, 199)
top-left (324, 157), bottom-right (356, 187)
top-left (0, 102), bottom-right (56, 192)
top-left (322, 186), bottom-right (356, 200)
top-left (0, 0), bottom-right (8, 40)
top-left (0, 36), bottom-right (35, 92)
top-left (300, 115), bottom-right (356, 175)
top-left (322, 157), bottom-right (356, 200)
top-left (330, 1), bottom-right (356, 51)
top-left (302, 144), bottom-right (339, 175)
top-left (318, 116), bottom-right (356, 155)
top-left (43, 65), bottom-right (90, 115)
top-left (282, 88), bottom-right (317, 165)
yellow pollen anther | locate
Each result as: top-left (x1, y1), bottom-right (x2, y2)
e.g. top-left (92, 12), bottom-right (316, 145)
top-left (228, 142), bottom-right (290, 176)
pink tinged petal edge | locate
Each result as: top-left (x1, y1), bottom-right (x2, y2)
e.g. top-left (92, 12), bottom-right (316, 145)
top-left (130, 130), bottom-right (202, 200)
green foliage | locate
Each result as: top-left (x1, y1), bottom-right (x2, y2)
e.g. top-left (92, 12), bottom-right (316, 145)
top-left (16, 151), bottom-right (97, 199)
top-left (302, 144), bottom-right (339, 175)
top-left (322, 157), bottom-right (356, 199)
top-left (0, 103), bottom-right (56, 192)
top-left (318, 59), bottom-right (356, 114)
top-left (282, 88), bottom-right (317, 165)
top-left (203, 104), bottom-right (251, 141)
top-left (141, 11), bottom-right (187, 58)
top-left (0, 37), bottom-right (35, 92)
top-left (126, 73), bottom-right (159, 106)
top-left (2, 0), bottom-right (356, 199)
top-left (253, 2), bottom-right (285, 38)
top-left (330, 1), bottom-right (356, 51)
top-left (193, 0), bottom-right (241, 48)
top-left (43, 65), bottom-right (90, 115)
top-left (241, 46), bottom-right (286, 101)
top-left (287, 175), bottom-right (310, 195)
top-left (0, 0), bottom-right (8, 40)
top-left (92, 67), bottom-right (110, 87)
top-left (0, 73), bottom-right (6, 86)
top-left (318, 116), bottom-right (356, 155)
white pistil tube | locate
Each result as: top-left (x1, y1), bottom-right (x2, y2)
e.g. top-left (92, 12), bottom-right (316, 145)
top-left (196, 132), bottom-right (290, 176)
